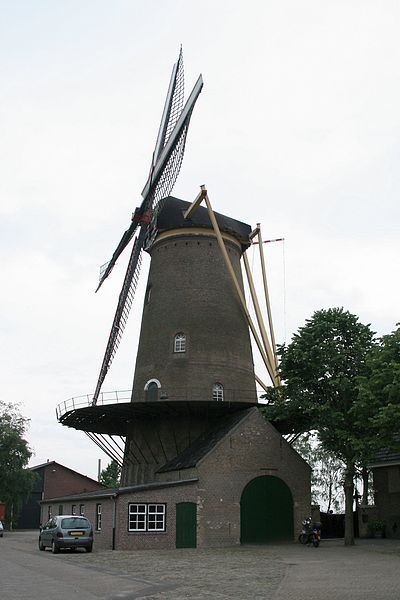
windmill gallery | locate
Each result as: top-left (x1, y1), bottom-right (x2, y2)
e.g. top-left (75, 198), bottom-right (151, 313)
top-left (45, 51), bottom-right (311, 550)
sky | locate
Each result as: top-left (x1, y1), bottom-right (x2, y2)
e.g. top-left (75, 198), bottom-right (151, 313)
top-left (1, 1), bottom-right (399, 481)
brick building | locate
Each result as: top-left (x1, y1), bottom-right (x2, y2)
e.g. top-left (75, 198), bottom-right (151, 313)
top-left (42, 409), bottom-right (310, 549)
top-left (358, 448), bottom-right (400, 539)
top-left (17, 461), bottom-right (104, 529)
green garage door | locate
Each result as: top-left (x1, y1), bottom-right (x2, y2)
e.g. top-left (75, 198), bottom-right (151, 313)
top-left (176, 502), bottom-right (197, 548)
top-left (240, 476), bottom-right (293, 543)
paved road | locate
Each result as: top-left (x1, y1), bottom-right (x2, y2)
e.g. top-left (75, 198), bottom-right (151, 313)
top-left (1, 531), bottom-right (399, 599)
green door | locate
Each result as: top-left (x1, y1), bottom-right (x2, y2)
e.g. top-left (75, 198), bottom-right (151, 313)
top-left (240, 476), bottom-right (293, 543)
top-left (146, 382), bottom-right (158, 401)
top-left (176, 502), bottom-right (197, 548)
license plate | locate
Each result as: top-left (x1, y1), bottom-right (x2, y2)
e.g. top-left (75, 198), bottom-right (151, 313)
top-left (70, 531), bottom-right (83, 536)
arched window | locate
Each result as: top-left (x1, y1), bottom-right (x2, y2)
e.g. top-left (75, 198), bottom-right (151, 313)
top-left (212, 383), bottom-right (224, 402)
top-left (174, 333), bottom-right (186, 353)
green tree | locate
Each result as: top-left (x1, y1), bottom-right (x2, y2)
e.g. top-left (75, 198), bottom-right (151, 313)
top-left (355, 324), bottom-right (400, 457)
top-left (99, 460), bottom-right (121, 488)
top-left (263, 308), bottom-right (375, 545)
top-left (0, 401), bottom-right (35, 527)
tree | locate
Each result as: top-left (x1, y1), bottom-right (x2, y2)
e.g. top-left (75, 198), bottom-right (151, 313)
top-left (263, 308), bottom-right (375, 545)
top-left (0, 401), bottom-right (36, 527)
top-left (355, 324), bottom-right (400, 457)
top-left (99, 460), bottom-right (121, 488)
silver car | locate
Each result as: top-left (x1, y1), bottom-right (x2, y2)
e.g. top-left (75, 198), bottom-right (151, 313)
top-left (0, 521), bottom-right (3, 537)
top-left (39, 515), bottom-right (93, 553)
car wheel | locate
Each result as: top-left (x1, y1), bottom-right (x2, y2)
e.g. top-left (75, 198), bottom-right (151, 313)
top-left (51, 540), bottom-right (59, 554)
top-left (39, 538), bottom-right (45, 551)
top-left (85, 545), bottom-right (93, 553)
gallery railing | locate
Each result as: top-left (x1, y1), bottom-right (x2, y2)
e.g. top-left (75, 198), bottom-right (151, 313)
top-left (56, 387), bottom-right (267, 421)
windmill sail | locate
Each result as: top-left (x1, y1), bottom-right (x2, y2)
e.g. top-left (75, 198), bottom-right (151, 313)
top-left (152, 46), bottom-right (185, 166)
top-left (92, 51), bottom-right (203, 404)
top-left (96, 52), bottom-right (202, 292)
top-left (92, 234), bottom-right (144, 404)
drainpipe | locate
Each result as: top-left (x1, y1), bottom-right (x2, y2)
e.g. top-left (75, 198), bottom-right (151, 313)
top-left (112, 494), bottom-right (117, 550)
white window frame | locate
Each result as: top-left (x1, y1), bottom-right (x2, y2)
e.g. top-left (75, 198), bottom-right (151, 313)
top-left (128, 503), bottom-right (166, 533)
top-left (128, 503), bottom-right (147, 532)
top-left (79, 504), bottom-right (85, 516)
top-left (147, 504), bottom-right (166, 532)
top-left (174, 333), bottom-right (186, 353)
top-left (212, 382), bottom-right (224, 402)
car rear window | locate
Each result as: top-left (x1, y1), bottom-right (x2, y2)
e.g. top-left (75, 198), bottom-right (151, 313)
top-left (61, 517), bottom-right (90, 529)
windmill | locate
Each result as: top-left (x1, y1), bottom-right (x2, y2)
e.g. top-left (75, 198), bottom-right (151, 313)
top-left (57, 50), bottom-right (282, 484)
top-left (92, 48), bottom-right (203, 405)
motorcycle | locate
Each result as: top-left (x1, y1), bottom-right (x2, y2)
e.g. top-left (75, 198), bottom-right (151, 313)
top-left (298, 516), bottom-right (321, 547)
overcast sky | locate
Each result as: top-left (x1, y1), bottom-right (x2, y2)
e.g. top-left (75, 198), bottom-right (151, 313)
top-left (1, 1), bottom-right (399, 481)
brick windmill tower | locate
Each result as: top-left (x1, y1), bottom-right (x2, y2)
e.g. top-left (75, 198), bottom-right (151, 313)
top-left (57, 51), bottom-right (310, 549)
top-left (120, 192), bottom-right (260, 485)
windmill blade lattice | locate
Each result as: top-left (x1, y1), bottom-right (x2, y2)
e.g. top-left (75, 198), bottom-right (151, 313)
top-left (93, 235), bottom-right (143, 404)
top-left (96, 220), bottom-right (138, 292)
top-left (152, 47), bottom-right (185, 165)
top-left (145, 119), bottom-right (192, 244)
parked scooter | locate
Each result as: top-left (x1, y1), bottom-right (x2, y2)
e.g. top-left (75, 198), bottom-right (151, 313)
top-left (298, 517), bottom-right (321, 547)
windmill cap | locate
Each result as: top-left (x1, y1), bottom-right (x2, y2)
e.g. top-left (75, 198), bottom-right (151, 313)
top-left (155, 196), bottom-right (251, 251)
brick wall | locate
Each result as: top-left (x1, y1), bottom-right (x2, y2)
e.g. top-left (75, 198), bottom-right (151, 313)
top-left (131, 232), bottom-right (256, 404)
top-left (116, 484), bottom-right (198, 551)
top-left (372, 465), bottom-right (400, 539)
top-left (195, 408), bottom-right (311, 547)
top-left (42, 463), bottom-right (103, 500)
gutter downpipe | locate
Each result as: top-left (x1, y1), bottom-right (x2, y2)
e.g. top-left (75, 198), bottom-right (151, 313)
top-left (112, 493), bottom-right (117, 550)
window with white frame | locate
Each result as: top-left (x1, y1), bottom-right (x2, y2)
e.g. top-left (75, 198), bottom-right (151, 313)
top-left (128, 503), bottom-right (166, 532)
top-left (147, 504), bottom-right (166, 531)
top-left (212, 382), bottom-right (224, 402)
top-left (71, 504), bottom-right (76, 515)
top-left (128, 504), bottom-right (146, 531)
top-left (174, 333), bottom-right (186, 353)
top-left (79, 504), bottom-right (85, 516)
top-left (96, 504), bottom-right (102, 531)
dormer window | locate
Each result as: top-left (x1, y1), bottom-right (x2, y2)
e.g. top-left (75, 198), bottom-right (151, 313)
top-left (212, 383), bottom-right (224, 402)
top-left (174, 333), bottom-right (186, 353)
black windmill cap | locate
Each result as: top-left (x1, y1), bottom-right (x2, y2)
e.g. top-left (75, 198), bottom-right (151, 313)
top-left (155, 196), bottom-right (251, 251)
